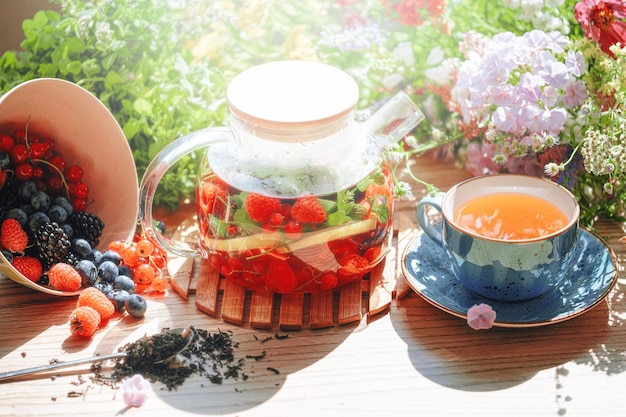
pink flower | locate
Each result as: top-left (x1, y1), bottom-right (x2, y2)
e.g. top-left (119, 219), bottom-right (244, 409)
top-left (467, 303), bottom-right (497, 330)
top-left (122, 374), bottom-right (151, 408)
top-left (575, 0), bottom-right (626, 57)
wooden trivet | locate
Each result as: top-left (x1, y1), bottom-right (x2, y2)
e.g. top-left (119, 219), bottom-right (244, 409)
top-left (166, 215), bottom-right (418, 331)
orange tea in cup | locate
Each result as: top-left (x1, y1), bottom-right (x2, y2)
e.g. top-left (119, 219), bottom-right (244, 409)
top-left (453, 193), bottom-right (568, 241)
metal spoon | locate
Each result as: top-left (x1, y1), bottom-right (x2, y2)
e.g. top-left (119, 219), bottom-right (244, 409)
top-left (0, 327), bottom-right (194, 382)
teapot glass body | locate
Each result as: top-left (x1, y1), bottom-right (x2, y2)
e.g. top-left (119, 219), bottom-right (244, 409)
top-left (139, 60), bottom-right (423, 294)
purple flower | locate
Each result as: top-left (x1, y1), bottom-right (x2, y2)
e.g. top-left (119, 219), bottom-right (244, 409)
top-left (467, 303), bottom-right (497, 330)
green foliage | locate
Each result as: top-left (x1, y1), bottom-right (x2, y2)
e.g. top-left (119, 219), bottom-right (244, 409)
top-left (0, 0), bottom-right (228, 208)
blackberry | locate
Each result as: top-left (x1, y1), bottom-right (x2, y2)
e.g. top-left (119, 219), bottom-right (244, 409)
top-left (34, 222), bottom-right (71, 269)
top-left (70, 211), bottom-right (104, 248)
top-left (0, 178), bottom-right (20, 223)
top-left (64, 251), bottom-right (80, 267)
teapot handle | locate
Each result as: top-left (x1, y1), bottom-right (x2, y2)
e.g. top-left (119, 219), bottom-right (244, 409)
top-left (138, 127), bottom-right (230, 257)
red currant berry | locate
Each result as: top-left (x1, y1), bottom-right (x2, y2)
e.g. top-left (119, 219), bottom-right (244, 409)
top-left (150, 252), bottom-right (167, 270)
top-left (65, 165), bottom-right (84, 183)
top-left (150, 274), bottom-right (168, 292)
top-left (0, 135), bottom-right (13, 152)
top-left (72, 182), bottom-right (89, 199)
top-left (15, 163), bottom-right (33, 181)
top-left (136, 239), bottom-right (154, 257)
top-left (47, 175), bottom-right (64, 192)
top-left (133, 263), bottom-right (155, 284)
top-left (284, 220), bottom-right (302, 238)
top-left (11, 144), bottom-right (29, 163)
top-left (72, 197), bottom-right (87, 211)
top-left (270, 212), bottom-right (284, 226)
top-left (40, 137), bottom-right (54, 153)
top-left (28, 142), bottom-right (46, 159)
top-left (49, 154), bottom-right (66, 173)
top-left (32, 166), bottom-right (44, 180)
top-left (12, 129), bottom-right (26, 143)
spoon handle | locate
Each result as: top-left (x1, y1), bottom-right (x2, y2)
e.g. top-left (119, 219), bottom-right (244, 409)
top-left (0, 352), bottom-right (127, 381)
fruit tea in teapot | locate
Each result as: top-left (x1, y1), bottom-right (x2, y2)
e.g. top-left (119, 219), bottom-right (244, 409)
top-left (139, 60), bottom-right (424, 294)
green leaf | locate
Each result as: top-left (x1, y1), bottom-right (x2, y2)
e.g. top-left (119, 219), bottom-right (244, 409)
top-left (133, 97), bottom-right (153, 116)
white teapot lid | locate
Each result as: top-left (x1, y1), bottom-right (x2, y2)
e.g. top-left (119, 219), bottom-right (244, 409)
top-left (226, 60), bottom-right (359, 141)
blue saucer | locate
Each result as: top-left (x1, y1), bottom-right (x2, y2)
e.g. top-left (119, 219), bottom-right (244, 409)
top-left (401, 227), bottom-right (618, 327)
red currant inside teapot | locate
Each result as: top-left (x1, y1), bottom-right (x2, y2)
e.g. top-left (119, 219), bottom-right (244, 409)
top-left (139, 60), bottom-right (423, 294)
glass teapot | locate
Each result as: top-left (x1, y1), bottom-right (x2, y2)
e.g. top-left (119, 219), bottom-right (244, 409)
top-left (139, 60), bottom-right (424, 294)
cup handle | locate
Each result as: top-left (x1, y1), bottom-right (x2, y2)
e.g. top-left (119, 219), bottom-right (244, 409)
top-left (138, 127), bottom-right (230, 258)
top-left (416, 193), bottom-right (445, 247)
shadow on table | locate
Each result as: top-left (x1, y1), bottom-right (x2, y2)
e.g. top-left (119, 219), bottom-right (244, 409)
top-left (390, 289), bottom-right (626, 392)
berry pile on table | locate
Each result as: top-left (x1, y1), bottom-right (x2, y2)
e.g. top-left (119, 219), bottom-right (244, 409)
top-left (0, 126), bottom-right (168, 337)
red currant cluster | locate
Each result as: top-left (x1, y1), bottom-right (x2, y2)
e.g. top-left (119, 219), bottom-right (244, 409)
top-left (0, 127), bottom-right (90, 211)
top-left (107, 234), bottom-right (169, 293)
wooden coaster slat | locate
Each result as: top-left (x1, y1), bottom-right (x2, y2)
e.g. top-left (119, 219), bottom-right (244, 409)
top-left (309, 290), bottom-right (334, 329)
top-left (337, 280), bottom-right (362, 325)
top-left (194, 258), bottom-right (220, 316)
top-left (368, 256), bottom-right (393, 316)
top-left (221, 279), bottom-right (246, 325)
top-left (249, 290), bottom-right (274, 329)
top-left (279, 293), bottom-right (304, 330)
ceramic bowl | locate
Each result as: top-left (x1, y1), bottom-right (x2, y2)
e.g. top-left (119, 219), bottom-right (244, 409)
top-left (0, 78), bottom-right (138, 296)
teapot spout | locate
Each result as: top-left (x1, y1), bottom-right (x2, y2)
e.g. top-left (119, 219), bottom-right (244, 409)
top-left (364, 91), bottom-right (425, 148)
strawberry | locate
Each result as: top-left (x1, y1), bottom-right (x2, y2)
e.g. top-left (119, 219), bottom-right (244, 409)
top-left (245, 193), bottom-right (281, 223)
top-left (69, 306), bottom-right (101, 337)
top-left (48, 262), bottom-right (82, 292)
top-left (1, 218), bottom-right (28, 252)
top-left (291, 197), bottom-right (327, 224)
top-left (12, 256), bottom-right (43, 282)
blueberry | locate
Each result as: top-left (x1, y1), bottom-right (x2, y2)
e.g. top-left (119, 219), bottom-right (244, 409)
top-left (93, 280), bottom-right (113, 294)
top-left (1, 250), bottom-right (13, 262)
top-left (125, 294), bottom-right (147, 318)
top-left (47, 205), bottom-right (68, 223)
top-left (31, 191), bottom-right (51, 212)
top-left (107, 289), bottom-right (130, 311)
top-left (113, 274), bottom-right (135, 293)
top-left (118, 264), bottom-right (134, 279)
top-left (6, 208), bottom-right (28, 227)
top-left (0, 152), bottom-right (10, 169)
top-left (101, 250), bottom-right (122, 266)
top-left (53, 196), bottom-right (73, 217)
top-left (75, 259), bottom-right (98, 287)
top-left (91, 249), bottom-right (103, 265)
top-left (19, 180), bottom-right (38, 202)
top-left (71, 238), bottom-right (92, 259)
top-left (98, 260), bottom-right (119, 283)
top-left (28, 212), bottom-right (50, 233)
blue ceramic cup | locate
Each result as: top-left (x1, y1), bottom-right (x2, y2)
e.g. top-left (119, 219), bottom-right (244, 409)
top-left (416, 175), bottom-right (580, 302)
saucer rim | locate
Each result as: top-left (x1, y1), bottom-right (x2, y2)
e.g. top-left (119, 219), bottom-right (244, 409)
top-left (401, 227), bottom-right (619, 328)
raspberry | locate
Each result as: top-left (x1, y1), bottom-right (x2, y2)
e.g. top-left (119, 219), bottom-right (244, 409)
top-left (265, 259), bottom-right (298, 293)
top-left (197, 180), bottom-right (229, 216)
top-left (1, 218), bottom-right (28, 252)
top-left (245, 193), bottom-right (282, 223)
top-left (77, 287), bottom-right (115, 320)
top-left (48, 262), bottom-right (82, 292)
top-left (69, 306), bottom-right (101, 337)
top-left (12, 256), bottom-right (43, 282)
top-left (291, 197), bottom-right (327, 224)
